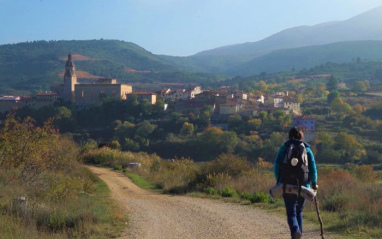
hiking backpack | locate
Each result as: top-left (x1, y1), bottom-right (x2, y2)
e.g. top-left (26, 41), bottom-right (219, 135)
top-left (280, 142), bottom-right (309, 191)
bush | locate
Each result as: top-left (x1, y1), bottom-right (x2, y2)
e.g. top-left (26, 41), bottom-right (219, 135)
top-left (155, 182), bottom-right (164, 190)
top-left (204, 187), bottom-right (218, 195)
top-left (81, 147), bottom-right (141, 168)
top-left (201, 154), bottom-right (251, 178)
top-left (250, 191), bottom-right (271, 203)
top-left (220, 187), bottom-right (236, 197)
top-left (239, 192), bottom-right (253, 201)
top-left (352, 165), bottom-right (377, 182)
top-left (323, 193), bottom-right (353, 212)
top-left (139, 158), bottom-right (198, 192)
top-left (113, 165), bottom-right (123, 171)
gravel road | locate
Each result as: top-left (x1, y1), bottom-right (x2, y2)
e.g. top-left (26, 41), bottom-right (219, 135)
top-left (88, 166), bottom-right (339, 239)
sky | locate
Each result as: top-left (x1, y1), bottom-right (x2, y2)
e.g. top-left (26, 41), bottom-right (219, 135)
top-left (1, 0), bottom-right (382, 56)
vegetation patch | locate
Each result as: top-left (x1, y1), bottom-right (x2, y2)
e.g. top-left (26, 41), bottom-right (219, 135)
top-left (0, 115), bottom-right (126, 239)
top-left (84, 147), bottom-right (382, 238)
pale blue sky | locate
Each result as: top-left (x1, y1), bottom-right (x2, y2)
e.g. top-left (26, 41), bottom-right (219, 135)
top-left (1, 0), bottom-right (382, 56)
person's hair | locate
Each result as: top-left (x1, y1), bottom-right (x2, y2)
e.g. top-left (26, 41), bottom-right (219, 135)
top-left (289, 127), bottom-right (304, 140)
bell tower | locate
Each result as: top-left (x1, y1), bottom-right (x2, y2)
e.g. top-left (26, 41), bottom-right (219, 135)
top-left (63, 53), bottom-right (77, 102)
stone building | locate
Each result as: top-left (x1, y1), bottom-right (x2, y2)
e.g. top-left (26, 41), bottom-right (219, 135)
top-left (75, 78), bottom-right (132, 107)
top-left (220, 102), bottom-right (240, 115)
top-left (161, 86), bottom-right (202, 101)
top-left (0, 96), bottom-right (24, 114)
top-left (127, 91), bottom-right (157, 105)
top-left (53, 53), bottom-right (132, 107)
top-left (268, 92), bottom-right (301, 115)
top-left (63, 53), bottom-right (77, 102)
top-left (0, 92), bottom-right (59, 114)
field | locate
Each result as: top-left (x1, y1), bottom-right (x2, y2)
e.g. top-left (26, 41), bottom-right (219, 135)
top-left (365, 92), bottom-right (382, 97)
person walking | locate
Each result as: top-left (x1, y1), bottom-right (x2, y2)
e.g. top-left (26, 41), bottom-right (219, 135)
top-left (273, 127), bottom-right (318, 239)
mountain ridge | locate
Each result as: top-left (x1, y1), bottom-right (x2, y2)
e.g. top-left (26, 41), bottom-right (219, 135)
top-left (194, 5), bottom-right (382, 58)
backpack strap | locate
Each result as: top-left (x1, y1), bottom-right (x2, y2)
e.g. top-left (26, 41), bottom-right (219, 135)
top-left (298, 142), bottom-right (308, 166)
top-left (285, 144), bottom-right (294, 163)
top-left (277, 146), bottom-right (290, 183)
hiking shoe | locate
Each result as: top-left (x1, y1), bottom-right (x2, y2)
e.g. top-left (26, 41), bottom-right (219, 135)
top-left (292, 231), bottom-right (302, 239)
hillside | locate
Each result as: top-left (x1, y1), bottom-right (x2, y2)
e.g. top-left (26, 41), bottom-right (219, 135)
top-left (0, 40), bottom-right (223, 94)
top-left (228, 41), bottom-right (382, 76)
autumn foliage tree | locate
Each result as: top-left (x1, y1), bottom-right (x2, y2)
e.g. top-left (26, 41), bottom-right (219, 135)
top-left (0, 114), bottom-right (80, 203)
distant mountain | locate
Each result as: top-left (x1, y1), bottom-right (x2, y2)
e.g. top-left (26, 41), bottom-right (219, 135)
top-left (196, 5), bottom-right (382, 58)
top-left (159, 54), bottom-right (249, 74)
top-left (0, 40), bottom-right (223, 94)
top-left (162, 5), bottom-right (382, 75)
top-left (228, 41), bottom-right (382, 76)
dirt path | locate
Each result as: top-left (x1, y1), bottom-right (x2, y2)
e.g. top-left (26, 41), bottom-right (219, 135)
top-left (88, 166), bottom-right (338, 239)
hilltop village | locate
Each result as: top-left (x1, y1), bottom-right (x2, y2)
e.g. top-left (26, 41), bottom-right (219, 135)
top-left (0, 53), bottom-right (315, 136)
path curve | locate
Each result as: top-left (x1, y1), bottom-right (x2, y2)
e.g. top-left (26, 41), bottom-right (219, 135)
top-left (88, 166), bottom-right (337, 239)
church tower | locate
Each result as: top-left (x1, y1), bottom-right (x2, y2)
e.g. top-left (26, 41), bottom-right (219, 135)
top-left (63, 53), bottom-right (77, 102)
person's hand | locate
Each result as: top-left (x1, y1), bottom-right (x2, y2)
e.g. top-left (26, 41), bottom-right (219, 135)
top-left (312, 184), bottom-right (318, 190)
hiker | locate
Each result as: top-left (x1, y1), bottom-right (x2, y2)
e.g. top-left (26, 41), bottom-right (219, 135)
top-left (273, 127), bottom-right (318, 239)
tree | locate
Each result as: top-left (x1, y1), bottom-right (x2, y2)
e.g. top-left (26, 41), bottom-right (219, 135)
top-left (53, 106), bottom-right (77, 132)
top-left (314, 132), bottom-right (340, 163)
top-left (180, 122), bottom-right (194, 137)
top-left (327, 90), bottom-right (340, 104)
top-left (260, 132), bottom-right (285, 162)
top-left (140, 99), bottom-right (152, 117)
top-left (352, 81), bottom-right (367, 92)
top-left (197, 106), bottom-right (212, 128)
top-left (330, 98), bottom-right (352, 115)
top-left (153, 99), bottom-right (165, 113)
top-left (326, 75), bottom-right (338, 91)
top-left (247, 118), bottom-right (262, 131)
top-left (256, 80), bottom-right (268, 92)
top-left (124, 138), bottom-right (140, 152)
top-left (273, 110), bottom-right (286, 120)
top-left (334, 132), bottom-right (366, 163)
top-left (0, 114), bottom-right (80, 202)
top-left (114, 121), bottom-right (135, 141)
top-left (353, 103), bottom-right (364, 114)
top-left (126, 94), bottom-right (140, 116)
top-left (315, 83), bottom-right (327, 98)
top-left (135, 121), bottom-right (156, 147)
top-left (315, 132), bottom-right (335, 146)
top-left (191, 127), bottom-right (238, 160)
top-left (228, 114), bottom-right (242, 131)
top-left (258, 111), bottom-right (268, 121)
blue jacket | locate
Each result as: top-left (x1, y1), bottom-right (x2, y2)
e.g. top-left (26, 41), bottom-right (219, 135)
top-left (273, 139), bottom-right (317, 188)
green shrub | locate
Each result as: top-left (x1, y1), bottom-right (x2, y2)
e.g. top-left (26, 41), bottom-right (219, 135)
top-left (323, 193), bottom-right (353, 212)
top-left (113, 165), bottom-right (123, 171)
top-left (347, 210), bottom-right (382, 228)
top-left (204, 187), bottom-right (218, 195)
top-left (220, 187), bottom-right (236, 197)
top-left (250, 191), bottom-right (270, 203)
top-left (240, 192), bottom-right (253, 201)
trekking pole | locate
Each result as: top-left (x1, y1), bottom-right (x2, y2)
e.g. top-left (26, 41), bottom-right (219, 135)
top-left (314, 196), bottom-right (325, 239)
